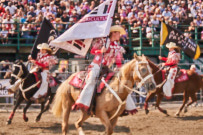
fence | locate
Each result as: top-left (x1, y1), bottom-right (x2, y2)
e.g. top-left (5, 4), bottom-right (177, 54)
top-left (1, 22), bottom-right (203, 50)
top-left (0, 61), bottom-right (202, 108)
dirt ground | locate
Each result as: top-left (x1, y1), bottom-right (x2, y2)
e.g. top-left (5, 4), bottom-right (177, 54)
top-left (0, 104), bottom-right (203, 135)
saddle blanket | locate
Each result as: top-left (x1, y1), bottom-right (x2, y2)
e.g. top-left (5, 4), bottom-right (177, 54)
top-left (69, 71), bottom-right (115, 93)
top-left (162, 69), bottom-right (189, 83)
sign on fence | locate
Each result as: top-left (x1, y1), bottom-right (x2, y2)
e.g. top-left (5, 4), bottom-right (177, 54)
top-left (0, 79), bottom-right (13, 97)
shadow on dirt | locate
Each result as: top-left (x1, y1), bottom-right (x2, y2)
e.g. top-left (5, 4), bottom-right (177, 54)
top-left (176, 116), bottom-right (203, 121)
top-left (29, 122), bottom-right (130, 133)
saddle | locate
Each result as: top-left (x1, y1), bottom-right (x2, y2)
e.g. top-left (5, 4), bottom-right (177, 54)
top-left (162, 68), bottom-right (189, 83)
top-left (69, 66), bottom-right (115, 93)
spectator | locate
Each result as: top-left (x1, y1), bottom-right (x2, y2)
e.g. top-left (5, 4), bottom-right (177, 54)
top-left (82, 2), bottom-right (90, 13)
top-left (59, 1), bottom-right (66, 12)
top-left (170, 13), bottom-right (179, 24)
top-left (21, 23), bottom-right (33, 44)
top-left (0, 60), bottom-right (10, 78)
top-left (90, 1), bottom-right (96, 11)
top-left (0, 3), bottom-right (5, 14)
top-left (27, 6), bottom-right (36, 17)
top-left (56, 8), bottom-right (63, 18)
top-left (5, 2), bottom-right (17, 15)
top-left (35, 3), bottom-right (41, 15)
top-left (49, 2), bottom-right (57, 15)
top-left (8, 23), bottom-right (18, 44)
top-left (196, 15), bottom-right (202, 26)
top-left (146, 21), bottom-right (154, 44)
top-left (0, 25), bottom-right (9, 44)
top-left (162, 8), bottom-right (172, 18)
top-left (2, 14), bottom-right (14, 30)
top-left (61, 11), bottom-right (69, 29)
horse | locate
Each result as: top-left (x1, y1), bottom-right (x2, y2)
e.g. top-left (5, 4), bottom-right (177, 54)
top-left (52, 54), bottom-right (157, 135)
top-left (144, 58), bottom-right (203, 116)
top-left (7, 60), bottom-right (56, 125)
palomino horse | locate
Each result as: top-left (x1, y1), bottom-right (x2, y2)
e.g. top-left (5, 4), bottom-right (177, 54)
top-left (145, 58), bottom-right (203, 116)
top-left (7, 60), bottom-right (56, 124)
top-left (52, 54), bottom-right (157, 135)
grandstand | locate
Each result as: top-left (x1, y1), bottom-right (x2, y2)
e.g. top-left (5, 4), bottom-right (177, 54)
top-left (0, 0), bottom-right (202, 66)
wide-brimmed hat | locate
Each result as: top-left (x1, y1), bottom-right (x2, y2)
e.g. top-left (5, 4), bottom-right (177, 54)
top-left (110, 25), bottom-right (126, 35)
top-left (37, 43), bottom-right (52, 52)
top-left (166, 42), bottom-right (179, 49)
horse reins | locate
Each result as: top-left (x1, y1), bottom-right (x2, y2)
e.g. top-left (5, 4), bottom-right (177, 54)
top-left (103, 60), bottom-right (154, 120)
top-left (134, 61), bottom-right (157, 89)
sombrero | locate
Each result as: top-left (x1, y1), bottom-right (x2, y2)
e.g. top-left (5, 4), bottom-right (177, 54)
top-left (166, 42), bottom-right (180, 49)
top-left (37, 43), bottom-right (52, 52)
top-left (110, 25), bottom-right (126, 35)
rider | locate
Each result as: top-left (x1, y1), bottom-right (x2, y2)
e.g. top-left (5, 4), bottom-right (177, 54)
top-left (159, 42), bottom-right (181, 99)
top-left (30, 43), bottom-right (58, 99)
top-left (8, 43), bottom-right (58, 96)
top-left (72, 25), bottom-right (137, 114)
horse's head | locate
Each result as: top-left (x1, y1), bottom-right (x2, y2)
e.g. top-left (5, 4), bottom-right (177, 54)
top-left (10, 60), bottom-right (28, 85)
top-left (133, 54), bottom-right (156, 92)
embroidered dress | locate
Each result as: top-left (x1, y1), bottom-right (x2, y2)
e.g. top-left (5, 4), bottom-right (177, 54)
top-left (32, 52), bottom-right (58, 99)
top-left (161, 50), bottom-right (180, 99)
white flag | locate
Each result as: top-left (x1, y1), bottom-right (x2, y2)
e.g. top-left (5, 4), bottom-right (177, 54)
top-left (50, 0), bottom-right (117, 56)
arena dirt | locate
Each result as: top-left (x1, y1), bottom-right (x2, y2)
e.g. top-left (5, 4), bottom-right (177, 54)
top-left (0, 106), bottom-right (202, 135)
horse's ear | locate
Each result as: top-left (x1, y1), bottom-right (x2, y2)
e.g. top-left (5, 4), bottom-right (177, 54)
top-left (134, 53), bottom-right (140, 61)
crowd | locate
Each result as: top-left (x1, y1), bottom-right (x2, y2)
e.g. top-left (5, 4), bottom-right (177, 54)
top-left (0, 0), bottom-right (203, 45)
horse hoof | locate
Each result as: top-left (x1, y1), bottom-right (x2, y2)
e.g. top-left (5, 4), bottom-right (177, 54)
top-left (24, 117), bottom-right (28, 122)
top-left (35, 117), bottom-right (40, 122)
top-left (175, 113), bottom-right (180, 117)
top-left (184, 108), bottom-right (188, 113)
top-left (163, 110), bottom-right (168, 114)
top-left (145, 109), bottom-right (149, 115)
top-left (6, 120), bottom-right (12, 125)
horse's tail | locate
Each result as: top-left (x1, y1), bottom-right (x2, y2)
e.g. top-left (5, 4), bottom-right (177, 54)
top-left (52, 74), bottom-right (75, 117)
top-left (52, 83), bottom-right (63, 117)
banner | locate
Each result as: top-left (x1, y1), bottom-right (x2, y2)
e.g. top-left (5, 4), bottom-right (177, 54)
top-left (50, 0), bottom-right (117, 56)
top-left (31, 18), bottom-right (58, 59)
top-left (160, 22), bottom-right (200, 59)
top-left (0, 79), bottom-right (13, 97)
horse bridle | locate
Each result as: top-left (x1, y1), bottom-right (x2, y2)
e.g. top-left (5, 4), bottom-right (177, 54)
top-left (11, 64), bottom-right (24, 80)
top-left (134, 60), bottom-right (156, 89)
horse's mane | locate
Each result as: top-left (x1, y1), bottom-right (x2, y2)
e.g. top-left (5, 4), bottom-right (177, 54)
top-left (146, 58), bottom-right (159, 72)
top-left (14, 60), bottom-right (29, 76)
top-left (119, 59), bottom-right (136, 78)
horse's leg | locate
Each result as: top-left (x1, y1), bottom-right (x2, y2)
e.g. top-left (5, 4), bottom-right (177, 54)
top-left (35, 88), bottom-right (53, 122)
top-left (23, 101), bottom-right (32, 122)
top-left (144, 92), bottom-right (156, 114)
top-left (110, 116), bottom-right (118, 129)
top-left (156, 93), bottom-right (169, 116)
top-left (35, 102), bottom-right (45, 122)
top-left (75, 111), bottom-right (90, 135)
top-left (61, 99), bottom-right (73, 135)
top-left (175, 91), bottom-right (189, 117)
top-left (7, 93), bottom-right (24, 125)
top-left (184, 92), bottom-right (197, 113)
top-left (99, 111), bottom-right (113, 135)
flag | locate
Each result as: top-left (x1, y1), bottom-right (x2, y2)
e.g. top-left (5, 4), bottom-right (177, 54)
top-left (50, 0), bottom-right (117, 56)
top-left (31, 18), bottom-right (58, 59)
top-left (160, 22), bottom-right (200, 60)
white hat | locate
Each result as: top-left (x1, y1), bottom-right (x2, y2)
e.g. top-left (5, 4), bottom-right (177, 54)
top-left (166, 42), bottom-right (179, 49)
top-left (37, 43), bottom-right (52, 51)
top-left (110, 25), bottom-right (126, 35)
